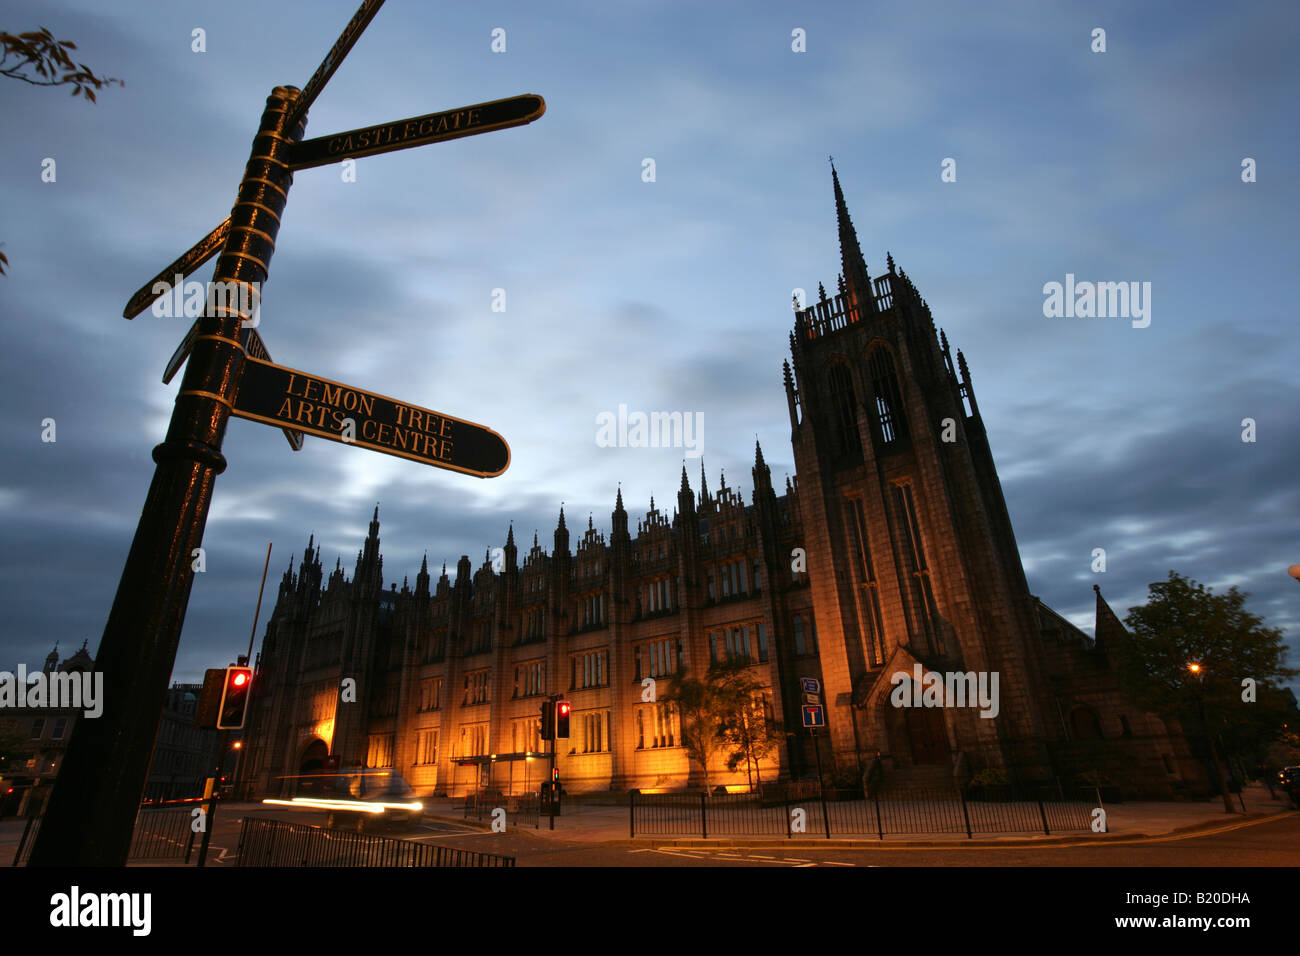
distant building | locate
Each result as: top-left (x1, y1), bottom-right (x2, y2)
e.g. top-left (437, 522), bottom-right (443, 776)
top-left (0, 643), bottom-right (93, 817)
top-left (143, 683), bottom-right (223, 803)
top-left (1, 651), bottom-right (223, 816)
top-left (241, 169), bottom-right (1208, 800)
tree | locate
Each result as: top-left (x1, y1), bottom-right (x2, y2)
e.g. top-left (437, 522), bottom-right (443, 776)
top-left (1, 27), bottom-right (122, 101)
top-left (664, 659), bottom-right (757, 792)
top-left (1, 27), bottom-right (122, 277)
top-left (1113, 570), bottom-right (1297, 808)
top-left (722, 687), bottom-right (783, 791)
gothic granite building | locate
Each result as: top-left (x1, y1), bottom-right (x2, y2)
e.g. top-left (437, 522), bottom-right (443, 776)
top-left (241, 169), bottom-right (1207, 800)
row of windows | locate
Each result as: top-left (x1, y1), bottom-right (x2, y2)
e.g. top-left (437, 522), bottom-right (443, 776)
top-left (414, 728), bottom-right (439, 765)
top-left (572, 649), bottom-right (607, 689)
top-left (708, 623), bottom-right (768, 664)
top-left (892, 483), bottom-right (944, 656)
top-left (635, 703), bottom-right (677, 749)
top-left (28, 717), bottom-right (68, 740)
top-left (580, 711), bottom-right (611, 754)
top-left (457, 723), bottom-right (489, 758)
top-left (581, 592), bottom-right (606, 628)
top-left (514, 660), bottom-right (545, 698)
top-left (846, 496), bottom-right (886, 667)
top-left (467, 620), bottom-right (493, 654)
top-left (827, 349), bottom-right (909, 461)
top-left (365, 733), bottom-right (395, 769)
top-left (792, 615), bottom-right (818, 657)
top-left (463, 670), bottom-right (489, 706)
top-left (418, 678), bottom-right (443, 712)
top-left (522, 606), bottom-right (545, 640)
top-left (707, 560), bottom-right (759, 601)
top-left (512, 717), bottom-right (541, 754)
top-left (643, 577), bottom-right (674, 614)
top-left (635, 638), bottom-right (681, 680)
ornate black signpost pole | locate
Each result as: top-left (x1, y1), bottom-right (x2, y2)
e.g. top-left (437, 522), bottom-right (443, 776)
top-left (30, 0), bottom-right (541, 866)
top-left (30, 86), bottom-right (306, 867)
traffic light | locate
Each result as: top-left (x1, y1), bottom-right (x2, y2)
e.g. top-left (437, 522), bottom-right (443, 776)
top-left (540, 699), bottom-right (555, 740)
top-left (556, 700), bottom-right (571, 739)
top-left (216, 665), bottom-right (253, 730)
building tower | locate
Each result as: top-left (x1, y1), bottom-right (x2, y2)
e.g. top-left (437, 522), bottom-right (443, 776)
top-left (783, 164), bottom-right (1051, 785)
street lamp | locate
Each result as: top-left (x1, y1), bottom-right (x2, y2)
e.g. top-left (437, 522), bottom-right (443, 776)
top-left (1287, 565), bottom-right (1300, 582)
top-left (1187, 660), bottom-right (1234, 813)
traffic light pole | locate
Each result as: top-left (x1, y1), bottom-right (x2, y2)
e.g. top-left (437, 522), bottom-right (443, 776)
top-left (28, 88), bottom-right (306, 867)
top-left (196, 729), bottom-right (230, 867)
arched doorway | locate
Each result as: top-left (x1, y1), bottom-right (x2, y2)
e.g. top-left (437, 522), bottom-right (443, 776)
top-left (297, 739), bottom-right (329, 795)
top-left (904, 706), bottom-right (949, 765)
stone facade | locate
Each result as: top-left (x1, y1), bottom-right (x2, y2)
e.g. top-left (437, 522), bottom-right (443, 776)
top-left (240, 170), bottom-right (1208, 800)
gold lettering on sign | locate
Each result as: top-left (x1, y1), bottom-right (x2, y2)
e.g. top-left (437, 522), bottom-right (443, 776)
top-left (324, 107), bottom-right (489, 156)
top-left (273, 377), bottom-right (455, 463)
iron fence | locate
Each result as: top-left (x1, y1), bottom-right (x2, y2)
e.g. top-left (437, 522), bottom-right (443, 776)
top-left (11, 815), bottom-right (41, 866)
top-left (630, 786), bottom-right (1097, 839)
top-left (128, 807), bottom-right (198, 861)
top-left (236, 816), bottom-right (515, 867)
top-left (463, 791), bottom-right (541, 829)
top-left (12, 806), bottom-right (202, 865)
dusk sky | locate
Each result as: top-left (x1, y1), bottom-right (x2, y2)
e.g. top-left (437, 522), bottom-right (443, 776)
top-left (1, 0), bottom-right (1296, 690)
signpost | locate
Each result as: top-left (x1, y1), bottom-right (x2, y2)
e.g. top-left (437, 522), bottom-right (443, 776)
top-left (29, 0), bottom-right (542, 867)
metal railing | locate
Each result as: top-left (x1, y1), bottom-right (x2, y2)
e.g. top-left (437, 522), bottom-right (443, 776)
top-left (12, 805), bottom-right (201, 865)
top-left (129, 807), bottom-right (198, 861)
top-left (236, 816), bottom-right (515, 867)
top-left (463, 791), bottom-right (540, 829)
top-left (11, 815), bottom-right (41, 866)
top-left (629, 786), bottom-right (1097, 839)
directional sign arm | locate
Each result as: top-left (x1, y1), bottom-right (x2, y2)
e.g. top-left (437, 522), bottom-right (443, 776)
top-left (288, 0), bottom-right (387, 129)
top-left (287, 94), bottom-right (546, 171)
top-left (123, 218), bottom-right (230, 319)
top-left (231, 356), bottom-right (509, 477)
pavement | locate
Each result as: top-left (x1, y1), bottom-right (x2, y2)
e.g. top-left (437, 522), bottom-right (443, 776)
top-left (417, 784), bottom-right (1298, 848)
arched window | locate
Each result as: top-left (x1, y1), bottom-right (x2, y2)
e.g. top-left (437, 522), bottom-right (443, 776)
top-left (827, 362), bottom-right (861, 460)
top-left (867, 347), bottom-right (907, 445)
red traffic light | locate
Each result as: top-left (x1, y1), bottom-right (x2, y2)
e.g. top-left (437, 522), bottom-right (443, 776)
top-left (558, 701), bottom-right (571, 716)
top-left (217, 665), bottom-right (253, 730)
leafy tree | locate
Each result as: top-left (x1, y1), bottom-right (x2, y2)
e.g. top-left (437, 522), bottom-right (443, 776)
top-left (664, 659), bottom-right (757, 791)
top-left (722, 685), bottom-right (783, 791)
top-left (1, 27), bottom-right (122, 101)
top-left (1112, 570), bottom-right (1297, 807)
top-left (1, 28), bottom-right (122, 277)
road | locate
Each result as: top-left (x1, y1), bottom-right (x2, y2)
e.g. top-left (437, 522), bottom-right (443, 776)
top-left (199, 804), bottom-right (1300, 867)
